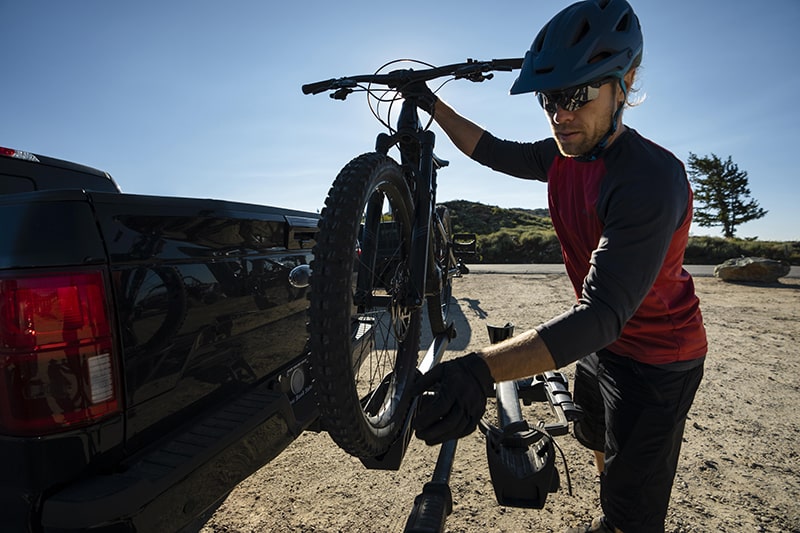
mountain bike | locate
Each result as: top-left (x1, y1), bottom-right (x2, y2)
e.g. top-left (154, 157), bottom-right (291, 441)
top-left (303, 58), bottom-right (522, 459)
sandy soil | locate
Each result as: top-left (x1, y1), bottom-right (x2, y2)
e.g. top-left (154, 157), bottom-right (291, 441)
top-left (202, 273), bottom-right (800, 533)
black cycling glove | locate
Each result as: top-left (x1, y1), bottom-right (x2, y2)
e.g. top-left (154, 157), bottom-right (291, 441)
top-left (400, 80), bottom-right (438, 116)
top-left (412, 352), bottom-right (495, 445)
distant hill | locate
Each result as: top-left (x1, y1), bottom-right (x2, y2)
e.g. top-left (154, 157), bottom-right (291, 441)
top-left (440, 200), bottom-right (552, 235)
top-left (440, 200), bottom-right (561, 263)
top-left (439, 200), bottom-right (799, 265)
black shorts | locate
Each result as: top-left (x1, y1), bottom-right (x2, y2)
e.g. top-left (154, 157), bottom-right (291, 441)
top-left (572, 350), bottom-right (704, 533)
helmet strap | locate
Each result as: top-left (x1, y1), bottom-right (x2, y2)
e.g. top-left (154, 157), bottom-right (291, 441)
top-left (581, 78), bottom-right (627, 161)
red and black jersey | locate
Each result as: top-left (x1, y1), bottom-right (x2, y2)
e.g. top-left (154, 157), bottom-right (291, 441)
top-left (471, 127), bottom-right (707, 368)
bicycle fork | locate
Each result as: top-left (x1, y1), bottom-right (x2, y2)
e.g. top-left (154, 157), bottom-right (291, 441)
top-left (375, 122), bottom-right (437, 309)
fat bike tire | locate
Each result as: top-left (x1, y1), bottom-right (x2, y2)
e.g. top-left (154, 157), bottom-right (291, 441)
top-left (309, 152), bottom-right (421, 458)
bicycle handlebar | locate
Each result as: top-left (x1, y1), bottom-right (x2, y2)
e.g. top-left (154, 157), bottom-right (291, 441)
top-left (302, 57), bottom-right (523, 96)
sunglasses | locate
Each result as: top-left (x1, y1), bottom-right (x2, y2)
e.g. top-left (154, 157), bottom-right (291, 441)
top-left (536, 78), bottom-right (613, 114)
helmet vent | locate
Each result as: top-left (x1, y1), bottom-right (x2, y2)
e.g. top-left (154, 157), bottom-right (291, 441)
top-left (572, 21), bottom-right (591, 46)
top-left (598, 0), bottom-right (611, 8)
top-left (616, 13), bottom-right (631, 32)
top-left (589, 51), bottom-right (612, 65)
top-left (534, 23), bottom-right (549, 52)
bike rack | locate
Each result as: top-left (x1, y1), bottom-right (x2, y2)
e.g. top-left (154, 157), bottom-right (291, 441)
top-left (403, 322), bottom-right (581, 531)
top-left (403, 325), bottom-right (458, 533)
top-left (483, 376), bottom-right (564, 509)
top-left (404, 438), bottom-right (457, 533)
top-left (481, 323), bottom-right (558, 509)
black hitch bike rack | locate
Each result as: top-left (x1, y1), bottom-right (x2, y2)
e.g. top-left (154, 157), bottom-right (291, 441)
top-left (480, 323), bottom-right (582, 509)
top-left (402, 323), bottom-right (459, 533)
top-left (360, 321), bottom-right (581, 532)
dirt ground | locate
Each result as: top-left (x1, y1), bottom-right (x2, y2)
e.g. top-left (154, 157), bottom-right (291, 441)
top-left (202, 272), bottom-right (800, 533)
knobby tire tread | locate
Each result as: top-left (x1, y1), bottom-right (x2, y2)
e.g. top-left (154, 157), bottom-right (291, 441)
top-left (309, 152), bottom-right (419, 458)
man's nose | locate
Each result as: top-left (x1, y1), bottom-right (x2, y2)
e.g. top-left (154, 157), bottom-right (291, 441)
top-left (552, 106), bottom-right (575, 124)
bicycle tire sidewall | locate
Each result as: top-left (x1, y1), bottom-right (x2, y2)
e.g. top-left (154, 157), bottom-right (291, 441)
top-left (309, 152), bottom-right (420, 458)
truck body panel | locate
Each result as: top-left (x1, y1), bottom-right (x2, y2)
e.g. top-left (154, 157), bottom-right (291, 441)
top-left (0, 147), bottom-right (320, 531)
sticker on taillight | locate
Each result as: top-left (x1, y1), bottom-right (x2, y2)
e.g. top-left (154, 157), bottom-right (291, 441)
top-left (88, 352), bottom-right (114, 403)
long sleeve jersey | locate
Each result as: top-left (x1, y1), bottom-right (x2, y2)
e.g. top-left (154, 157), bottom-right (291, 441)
top-left (471, 127), bottom-right (707, 369)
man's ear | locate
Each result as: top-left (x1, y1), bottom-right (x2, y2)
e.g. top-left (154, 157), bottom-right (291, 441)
top-left (624, 68), bottom-right (636, 90)
top-left (618, 68), bottom-right (637, 106)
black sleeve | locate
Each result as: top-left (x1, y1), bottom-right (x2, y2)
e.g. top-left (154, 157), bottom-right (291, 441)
top-left (471, 131), bottom-right (558, 182)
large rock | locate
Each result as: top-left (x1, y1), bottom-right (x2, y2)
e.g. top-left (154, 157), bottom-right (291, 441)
top-left (713, 257), bottom-right (791, 283)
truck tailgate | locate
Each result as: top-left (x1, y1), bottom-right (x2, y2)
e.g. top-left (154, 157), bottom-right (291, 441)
top-left (88, 192), bottom-right (318, 450)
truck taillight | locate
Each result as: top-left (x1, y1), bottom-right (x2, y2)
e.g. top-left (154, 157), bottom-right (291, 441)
top-left (0, 145), bottom-right (40, 162)
top-left (0, 271), bottom-right (120, 436)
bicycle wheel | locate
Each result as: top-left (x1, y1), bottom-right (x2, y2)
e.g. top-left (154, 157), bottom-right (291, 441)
top-left (427, 205), bottom-right (455, 334)
top-left (309, 152), bottom-right (421, 458)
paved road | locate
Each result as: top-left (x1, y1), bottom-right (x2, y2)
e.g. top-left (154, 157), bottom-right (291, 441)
top-left (468, 263), bottom-right (800, 278)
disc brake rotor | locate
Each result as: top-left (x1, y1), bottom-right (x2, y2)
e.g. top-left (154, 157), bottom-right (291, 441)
top-left (388, 262), bottom-right (412, 341)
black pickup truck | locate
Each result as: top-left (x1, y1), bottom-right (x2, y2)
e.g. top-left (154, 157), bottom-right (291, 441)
top-left (0, 146), bottom-right (320, 532)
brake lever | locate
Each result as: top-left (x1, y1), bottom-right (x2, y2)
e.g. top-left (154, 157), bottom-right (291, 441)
top-left (459, 71), bottom-right (494, 83)
top-left (454, 60), bottom-right (498, 82)
top-left (331, 87), bottom-right (354, 100)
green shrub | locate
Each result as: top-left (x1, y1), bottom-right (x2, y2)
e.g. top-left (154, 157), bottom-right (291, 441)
top-left (476, 227), bottom-right (561, 263)
top-left (442, 200), bottom-right (798, 265)
top-left (684, 236), bottom-right (799, 265)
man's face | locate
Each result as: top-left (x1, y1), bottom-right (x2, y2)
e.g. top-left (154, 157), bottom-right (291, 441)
top-left (543, 81), bottom-right (623, 158)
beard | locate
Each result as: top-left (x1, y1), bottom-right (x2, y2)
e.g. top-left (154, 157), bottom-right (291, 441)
top-left (552, 110), bottom-right (615, 158)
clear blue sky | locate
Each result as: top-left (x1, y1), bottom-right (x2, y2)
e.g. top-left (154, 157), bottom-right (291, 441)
top-left (2, 1), bottom-right (798, 241)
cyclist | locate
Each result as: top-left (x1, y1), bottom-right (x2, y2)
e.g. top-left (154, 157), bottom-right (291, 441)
top-left (409, 1), bottom-right (707, 532)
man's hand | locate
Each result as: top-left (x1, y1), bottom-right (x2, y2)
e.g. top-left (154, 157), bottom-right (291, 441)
top-left (412, 353), bottom-right (495, 445)
top-left (400, 80), bottom-right (438, 116)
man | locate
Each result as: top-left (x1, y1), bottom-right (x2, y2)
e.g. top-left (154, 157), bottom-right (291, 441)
top-left (409, 1), bottom-right (707, 532)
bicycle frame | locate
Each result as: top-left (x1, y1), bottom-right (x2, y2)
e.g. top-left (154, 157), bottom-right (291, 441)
top-left (374, 96), bottom-right (440, 310)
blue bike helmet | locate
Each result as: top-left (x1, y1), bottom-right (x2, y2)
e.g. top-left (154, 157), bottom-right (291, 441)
top-left (510, 0), bottom-right (643, 94)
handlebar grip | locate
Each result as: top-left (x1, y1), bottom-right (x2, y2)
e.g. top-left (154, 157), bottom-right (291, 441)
top-left (301, 78), bottom-right (337, 95)
top-left (491, 57), bottom-right (524, 71)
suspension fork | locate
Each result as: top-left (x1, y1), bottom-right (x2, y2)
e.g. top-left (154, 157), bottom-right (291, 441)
top-left (374, 103), bottom-right (436, 308)
top-left (407, 129), bottom-right (436, 307)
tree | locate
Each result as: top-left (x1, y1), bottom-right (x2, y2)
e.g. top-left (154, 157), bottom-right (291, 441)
top-left (686, 153), bottom-right (767, 238)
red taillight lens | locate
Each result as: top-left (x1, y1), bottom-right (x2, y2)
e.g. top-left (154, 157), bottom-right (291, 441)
top-left (0, 271), bottom-right (120, 436)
